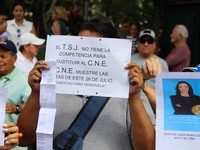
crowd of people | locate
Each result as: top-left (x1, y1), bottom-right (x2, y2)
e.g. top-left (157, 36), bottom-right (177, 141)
top-left (0, 1), bottom-right (199, 150)
top-left (17, 17), bottom-right (160, 150)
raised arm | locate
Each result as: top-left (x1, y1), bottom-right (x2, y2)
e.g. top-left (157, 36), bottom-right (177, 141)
top-left (125, 63), bottom-right (155, 150)
top-left (141, 58), bottom-right (162, 113)
top-left (17, 60), bottom-right (49, 146)
top-left (142, 82), bottom-right (156, 114)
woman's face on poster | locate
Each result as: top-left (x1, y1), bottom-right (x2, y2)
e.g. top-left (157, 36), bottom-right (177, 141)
top-left (178, 83), bottom-right (189, 95)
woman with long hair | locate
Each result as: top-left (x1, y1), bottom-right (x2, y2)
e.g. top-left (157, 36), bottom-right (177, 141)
top-left (170, 81), bottom-right (200, 115)
top-left (47, 6), bottom-right (69, 35)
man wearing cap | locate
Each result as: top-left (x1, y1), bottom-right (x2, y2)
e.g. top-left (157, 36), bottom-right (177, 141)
top-left (0, 39), bottom-right (31, 150)
top-left (131, 28), bottom-right (168, 125)
top-left (15, 33), bottom-right (45, 76)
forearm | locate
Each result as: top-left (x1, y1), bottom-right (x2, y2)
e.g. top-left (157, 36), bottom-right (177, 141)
top-left (142, 82), bottom-right (156, 114)
top-left (129, 93), bottom-right (155, 150)
top-left (17, 91), bottom-right (40, 146)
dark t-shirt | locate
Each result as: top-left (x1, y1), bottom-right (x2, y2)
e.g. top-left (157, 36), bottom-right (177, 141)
top-left (170, 95), bottom-right (200, 115)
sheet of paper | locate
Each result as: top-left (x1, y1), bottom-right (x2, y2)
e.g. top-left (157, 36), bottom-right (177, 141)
top-left (36, 108), bottom-right (56, 133)
top-left (45, 35), bottom-right (131, 98)
top-left (39, 61), bottom-right (56, 108)
top-left (40, 61), bottom-right (56, 85)
top-left (40, 84), bottom-right (56, 108)
top-left (36, 133), bottom-right (53, 150)
top-left (156, 72), bottom-right (200, 150)
top-left (0, 88), bottom-right (7, 146)
top-left (36, 61), bottom-right (57, 150)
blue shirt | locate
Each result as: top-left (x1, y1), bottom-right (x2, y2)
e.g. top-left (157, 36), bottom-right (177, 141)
top-left (0, 67), bottom-right (31, 124)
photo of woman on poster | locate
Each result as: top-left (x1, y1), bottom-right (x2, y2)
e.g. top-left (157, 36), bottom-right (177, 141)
top-left (170, 81), bottom-right (200, 115)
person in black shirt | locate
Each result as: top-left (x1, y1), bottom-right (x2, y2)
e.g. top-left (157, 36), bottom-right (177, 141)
top-left (170, 81), bottom-right (200, 115)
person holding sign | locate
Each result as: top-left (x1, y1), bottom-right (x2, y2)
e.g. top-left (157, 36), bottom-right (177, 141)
top-left (17, 17), bottom-right (160, 150)
top-left (1, 122), bottom-right (20, 150)
top-left (127, 55), bottom-right (162, 150)
top-left (170, 81), bottom-right (200, 115)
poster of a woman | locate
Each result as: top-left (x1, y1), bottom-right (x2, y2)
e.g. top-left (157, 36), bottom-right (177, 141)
top-left (156, 72), bottom-right (200, 150)
top-left (170, 81), bottom-right (200, 115)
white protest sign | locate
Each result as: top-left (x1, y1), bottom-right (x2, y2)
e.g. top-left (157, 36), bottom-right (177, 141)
top-left (0, 88), bottom-right (7, 146)
top-left (45, 35), bottom-right (131, 98)
top-left (156, 72), bottom-right (200, 150)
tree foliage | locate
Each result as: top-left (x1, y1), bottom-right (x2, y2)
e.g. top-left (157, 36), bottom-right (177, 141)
top-left (102, 0), bottom-right (161, 30)
top-left (1, 0), bottom-right (162, 37)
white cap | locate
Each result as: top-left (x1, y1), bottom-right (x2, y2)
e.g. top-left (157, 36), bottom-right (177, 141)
top-left (19, 33), bottom-right (45, 46)
top-left (139, 29), bottom-right (155, 39)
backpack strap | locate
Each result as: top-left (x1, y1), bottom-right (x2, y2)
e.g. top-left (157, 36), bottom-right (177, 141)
top-left (68, 96), bottom-right (110, 138)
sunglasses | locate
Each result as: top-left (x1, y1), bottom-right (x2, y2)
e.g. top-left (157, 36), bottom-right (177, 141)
top-left (139, 38), bottom-right (154, 44)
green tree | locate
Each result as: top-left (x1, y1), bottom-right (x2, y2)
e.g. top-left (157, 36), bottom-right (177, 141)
top-left (87, 0), bottom-right (162, 38)
top-left (1, 0), bottom-right (162, 37)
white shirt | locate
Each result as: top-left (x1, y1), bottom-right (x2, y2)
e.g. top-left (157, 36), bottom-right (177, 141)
top-left (15, 51), bottom-right (37, 76)
top-left (7, 19), bottom-right (33, 49)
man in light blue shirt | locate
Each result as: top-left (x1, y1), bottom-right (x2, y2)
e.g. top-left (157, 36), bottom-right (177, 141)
top-left (0, 39), bottom-right (31, 150)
